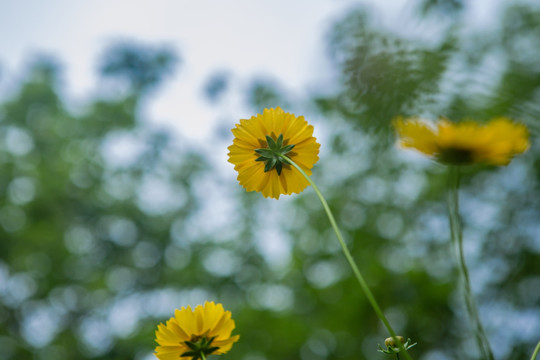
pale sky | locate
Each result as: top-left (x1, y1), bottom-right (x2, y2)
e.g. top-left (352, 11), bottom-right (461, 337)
top-left (0, 0), bottom-right (510, 140)
top-left (0, 0), bottom-right (366, 140)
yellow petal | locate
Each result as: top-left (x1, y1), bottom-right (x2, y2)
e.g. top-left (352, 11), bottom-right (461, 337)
top-left (175, 306), bottom-right (197, 336)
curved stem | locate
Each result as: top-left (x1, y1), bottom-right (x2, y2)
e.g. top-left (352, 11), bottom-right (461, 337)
top-left (282, 155), bottom-right (414, 360)
top-left (531, 340), bottom-right (540, 360)
top-left (447, 166), bottom-right (494, 360)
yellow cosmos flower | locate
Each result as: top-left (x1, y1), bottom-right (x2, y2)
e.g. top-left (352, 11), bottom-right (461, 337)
top-left (227, 107), bottom-right (320, 199)
top-left (154, 302), bottom-right (239, 360)
top-left (394, 117), bottom-right (529, 165)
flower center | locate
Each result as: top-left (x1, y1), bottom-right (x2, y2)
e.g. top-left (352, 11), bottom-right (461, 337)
top-left (254, 134), bottom-right (295, 175)
top-left (437, 147), bottom-right (474, 165)
top-left (190, 335), bottom-right (204, 343)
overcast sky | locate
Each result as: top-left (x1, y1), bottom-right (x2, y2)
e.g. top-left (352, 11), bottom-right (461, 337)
top-left (0, 0), bottom-right (513, 141)
top-left (0, 0), bottom-right (373, 140)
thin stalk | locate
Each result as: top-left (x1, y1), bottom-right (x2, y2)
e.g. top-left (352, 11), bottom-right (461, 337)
top-left (531, 340), bottom-right (540, 360)
top-left (447, 166), bottom-right (494, 360)
top-left (282, 155), bottom-right (413, 360)
top-left (201, 352), bottom-right (207, 360)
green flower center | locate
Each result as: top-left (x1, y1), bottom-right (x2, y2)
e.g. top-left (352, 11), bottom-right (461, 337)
top-left (254, 134), bottom-right (295, 175)
top-left (181, 334), bottom-right (219, 360)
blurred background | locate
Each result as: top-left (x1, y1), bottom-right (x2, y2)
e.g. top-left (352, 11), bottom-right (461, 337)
top-left (1, 0), bottom-right (539, 359)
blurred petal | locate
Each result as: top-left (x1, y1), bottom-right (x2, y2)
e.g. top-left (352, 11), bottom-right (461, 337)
top-left (394, 116), bottom-right (529, 166)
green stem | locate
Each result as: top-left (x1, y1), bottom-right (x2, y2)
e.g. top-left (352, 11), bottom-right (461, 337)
top-left (531, 340), bottom-right (540, 360)
top-left (447, 166), bottom-right (494, 360)
top-left (282, 155), bottom-right (414, 360)
top-left (200, 352), bottom-right (207, 360)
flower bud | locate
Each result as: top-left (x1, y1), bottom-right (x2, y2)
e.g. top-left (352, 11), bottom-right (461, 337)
top-left (385, 336), bottom-right (405, 348)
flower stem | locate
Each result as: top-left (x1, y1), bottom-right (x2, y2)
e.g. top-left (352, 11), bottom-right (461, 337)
top-left (447, 166), bottom-right (494, 360)
top-left (200, 352), bottom-right (207, 360)
top-left (531, 340), bottom-right (540, 360)
top-left (282, 155), bottom-right (414, 360)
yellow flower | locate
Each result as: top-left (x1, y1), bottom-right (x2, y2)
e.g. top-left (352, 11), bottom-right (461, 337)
top-left (227, 107), bottom-right (320, 199)
top-left (394, 117), bottom-right (529, 165)
top-left (154, 302), bottom-right (239, 360)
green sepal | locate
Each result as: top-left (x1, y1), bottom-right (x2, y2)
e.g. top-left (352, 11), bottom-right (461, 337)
top-left (254, 148), bottom-right (274, 158)
top-left (275, 161), bottom-right (283, 175)
top-left (264, 157), bottom-right (277, 172)
top-left (203, 336), bottom-right (216, 348)
top-left (181, 350), bottom-right (199, 357)
top-left (181, 336), bottom-right (218, 360)
top-left (276, 133), bottom-right (284, 148)
top-left (281, 144), bottom-right (295, 154)
top-left (265, 135), bottom-right (277, 150)
top-left (254, 133), bottom-right (295, 175)
top-left (184, 341), bottom-right (199, 351)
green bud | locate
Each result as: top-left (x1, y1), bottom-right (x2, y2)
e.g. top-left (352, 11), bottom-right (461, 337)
top-left (385, 336), bottom-right (405, 348)
top-left (377, 336), bottom-right (417, 355)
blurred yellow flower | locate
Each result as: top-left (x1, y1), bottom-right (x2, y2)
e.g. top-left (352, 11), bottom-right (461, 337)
top-left (394, 117), bottom-right (529, 165)
top-left (154, 301), bottom-right (239, 360)
top-left (228, 107), bottom-right (320, 199)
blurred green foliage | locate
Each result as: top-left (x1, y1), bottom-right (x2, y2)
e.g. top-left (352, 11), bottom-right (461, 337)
top-left (1, 2), bottom-right (540, 360)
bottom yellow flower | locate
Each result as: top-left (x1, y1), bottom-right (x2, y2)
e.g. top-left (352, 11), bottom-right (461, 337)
top-left (155, 302), bottom-right (239, 360)
top-left (394, 117), bottom-right (529, 165)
